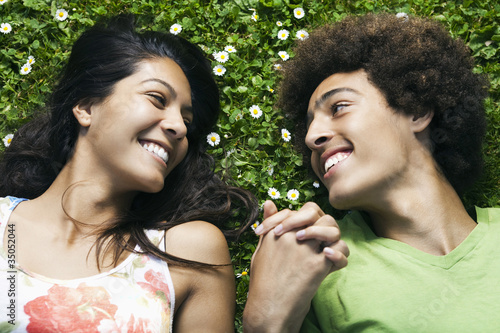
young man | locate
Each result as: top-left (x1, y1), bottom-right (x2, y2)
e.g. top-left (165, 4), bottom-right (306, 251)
top-left (244, 13), bottom-right (500, 332)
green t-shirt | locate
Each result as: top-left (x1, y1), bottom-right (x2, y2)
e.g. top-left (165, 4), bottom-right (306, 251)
top-left (301, 207), bottom-right (500, 332)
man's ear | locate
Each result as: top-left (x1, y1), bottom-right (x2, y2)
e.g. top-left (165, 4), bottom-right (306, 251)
top-left (72, 100), bottom-right (94, 127)
top-left (410, 111), bottom-right (434, 133)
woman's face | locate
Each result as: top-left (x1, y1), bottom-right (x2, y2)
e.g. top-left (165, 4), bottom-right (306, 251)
top-left (305, 69), bottom-right (421, 210)
top-left (78, 57), bottom-right (192, 194)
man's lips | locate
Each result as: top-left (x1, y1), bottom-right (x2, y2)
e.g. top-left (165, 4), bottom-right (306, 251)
top-left (321, 148), bottom-right (353, 175)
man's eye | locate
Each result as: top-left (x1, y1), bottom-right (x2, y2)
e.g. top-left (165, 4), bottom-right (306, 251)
top-left (331, 103), bottom-right (348, 114)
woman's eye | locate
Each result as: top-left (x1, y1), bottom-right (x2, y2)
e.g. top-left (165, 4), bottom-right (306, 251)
top-left (149, 94), bottom-right (166, 106)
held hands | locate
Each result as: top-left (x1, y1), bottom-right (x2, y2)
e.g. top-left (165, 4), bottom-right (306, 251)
top-left (254, 201), bottom-right (349, 269)
top-left (243, 201), bottom-right (349, 333)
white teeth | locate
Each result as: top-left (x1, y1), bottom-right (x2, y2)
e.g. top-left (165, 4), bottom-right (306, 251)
top-left (142, 142), bottom-right (169, 164)
top-left (324, 152), bottom-right (349, 172)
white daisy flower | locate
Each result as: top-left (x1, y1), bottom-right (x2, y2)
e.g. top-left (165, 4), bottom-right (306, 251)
top-left (250, 221), bottom-right (260, 232)
top-left (170, 23), bottom-right (182, 35)
top-left (235, 113), bottom-right (243, 121)
top-left (267, 165), bottom-right (274, 176)
top-left (0, 0), bottom-right (9, 5)
top-left (224, 45), bottom-right (236, 53)
top-left (277, 29), bottom-right (289, 40)
top-left (276, 21), bottom-right (283, 27)
top-left (268, 87), bottom-right (274, 93)
top-left (236, 269), bottom-right (249, 278)
top-left (213, 51), bottom-right (229, 63)
top-left (294, 7), bottom-right (305, 19)
top-left (281, 129), bottom-right (291, 142)
top-left (278, 51), bottom-right (289, 61)
top-left (268, 187), bottom-right (280, 199)
top-left (273, 63), bottom-right (282, 70)
top-left (27, 56), bottom-right (35, 65)
top-left (251, 10), bottom-right (258, 21)
top-left (313, 181), bottom-right (320, 188)
top-left (249, 105), bottom-right (262, 119)
top-left (213, 65), bottom-right (226, 76)
top-left (226, 148), bottom-right (235, 157)
top-left (296, 30), bottom-right (309, 40)
top-left (207, 132), bottom-right (220, 146)
top-left (1, 23), bottom-right (12, 34)
top-left (287, 189), bottom-right (299, 201)
top-left (396, 12), bottom-right (409, 21)
top-left (55, 9), bottom-right (68, 21)
top-left (3, 134), bottom-right (13, 147)
top-left (20, 63), bottom-right (31, 75)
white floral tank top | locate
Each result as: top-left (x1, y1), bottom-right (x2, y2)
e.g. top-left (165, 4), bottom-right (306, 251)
top-left (0, 196), bottom-right (175, 332)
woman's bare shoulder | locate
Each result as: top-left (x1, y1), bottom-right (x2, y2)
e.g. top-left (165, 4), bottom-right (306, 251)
top-left (165, 221), bottom-right (231, 265)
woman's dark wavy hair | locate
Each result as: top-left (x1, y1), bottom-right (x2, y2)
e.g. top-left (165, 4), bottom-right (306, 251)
top-left (0, 15), bottom-right (258, 267)
top-left (279, 13), bottom-right (489, 196)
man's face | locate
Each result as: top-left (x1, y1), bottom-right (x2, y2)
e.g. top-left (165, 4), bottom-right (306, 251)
top-left (305, 69), bottom-right (423, 211)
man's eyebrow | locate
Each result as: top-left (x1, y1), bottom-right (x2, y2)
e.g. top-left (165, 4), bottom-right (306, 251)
top-left (141, 78), bottom-right (177, 99)
top-left (314, 87), bottom-right (358, 109)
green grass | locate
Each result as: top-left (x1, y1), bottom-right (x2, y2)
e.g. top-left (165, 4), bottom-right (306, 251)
top-left (1, 0), bottom-right (499, 330)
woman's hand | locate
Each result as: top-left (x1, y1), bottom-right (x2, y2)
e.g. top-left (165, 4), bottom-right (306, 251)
top-left (243, 201), bottom-right (349, 332)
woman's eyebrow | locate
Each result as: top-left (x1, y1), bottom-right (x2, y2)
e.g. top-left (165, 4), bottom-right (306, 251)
top-left (141, 78), bottom-right (177, 99)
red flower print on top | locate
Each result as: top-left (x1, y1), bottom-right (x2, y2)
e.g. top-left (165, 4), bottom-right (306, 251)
top-left (137, 269), bottom-right (170, 305)
top-left (24, 283), bottom-right (118, 333)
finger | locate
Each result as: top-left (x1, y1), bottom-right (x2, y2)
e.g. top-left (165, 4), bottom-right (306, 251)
top-left (323, 242), bottom-right (349, 271)
top-left (250, 234), bottom-right (265, 271)
top-left (273, 203), bottom-right (329, 236)
top-left (295, 224), bottom-right (340, 243)
top-left (254, 208), bottom-right (294, 235)
top-left (263, 200), bottom-right (278, 220)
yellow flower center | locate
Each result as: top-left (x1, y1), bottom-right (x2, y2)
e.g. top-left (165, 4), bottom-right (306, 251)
top-left (271, 191), bottom-right (276, 196)
top-left (221, 55), bottom-right (225, 59)
top-left (291, 193), bottom-right (297, 198)
top-left (284, 133), bottom-right (288, 138)
top-left (217, 68), bottom-right (222, 72)
top-left (211, 136), bottom-right (216, 142)
top-left (3, 27), bottom-right (7, 31)
top-left (297, 11), bottom-right (302, 15)
top-left (59, 12), bottom-right (64, 17)
top-left (241, 271), bottom-right (248, 276)
top-left (7, 138), bottom-right (12, 144)
top-left (253, 110), bottom-right (258, 114)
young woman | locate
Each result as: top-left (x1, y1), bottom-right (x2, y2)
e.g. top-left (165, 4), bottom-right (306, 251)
top-left (244, 13), bottom-right (500, 332)
top-left (0, 15), bottom-right (257, 332)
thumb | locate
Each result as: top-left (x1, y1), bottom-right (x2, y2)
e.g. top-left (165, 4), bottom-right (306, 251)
top-left (263, 200), bottom-right (278, 220)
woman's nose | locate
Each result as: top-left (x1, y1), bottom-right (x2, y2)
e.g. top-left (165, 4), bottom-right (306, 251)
top-left (160, 109), bottom-right (188, 140)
